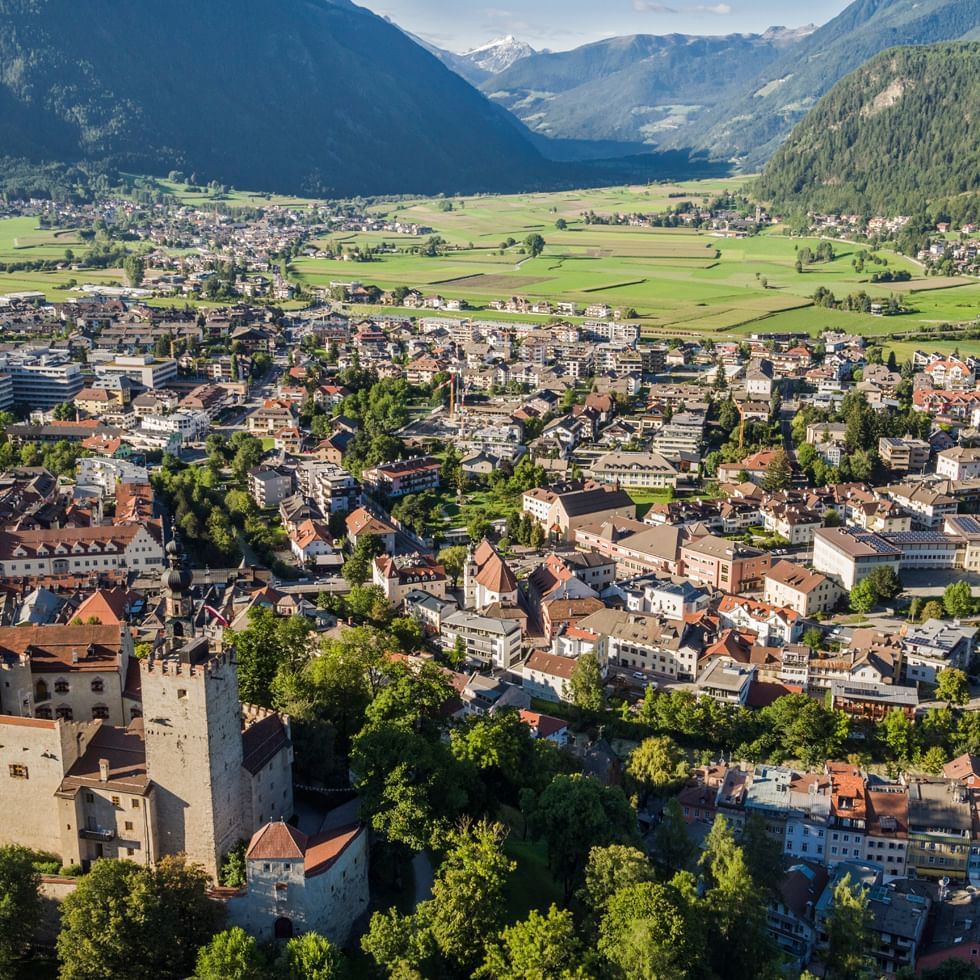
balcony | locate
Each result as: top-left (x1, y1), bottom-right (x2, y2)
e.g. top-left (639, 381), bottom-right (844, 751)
top-left (79, 827), bottom-right (115, 842)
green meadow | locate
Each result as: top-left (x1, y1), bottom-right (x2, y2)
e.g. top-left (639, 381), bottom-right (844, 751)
top-left (294, 181), bottom-right (980, 353)
top-left (2, 178), bottom-right (978, 359)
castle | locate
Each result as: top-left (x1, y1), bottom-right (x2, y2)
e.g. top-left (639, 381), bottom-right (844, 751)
top-left (0, 537), bottom-right (293, 879)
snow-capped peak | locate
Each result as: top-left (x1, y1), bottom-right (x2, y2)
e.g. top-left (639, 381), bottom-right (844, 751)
top-left (459, 35), bottom-right (535, 74)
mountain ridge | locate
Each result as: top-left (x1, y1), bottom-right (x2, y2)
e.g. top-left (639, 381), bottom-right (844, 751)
top-left (0, 0), bottom-right (550, 197)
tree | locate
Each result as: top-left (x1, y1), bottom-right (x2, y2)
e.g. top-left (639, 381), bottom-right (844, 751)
top-left (921, 600), bottom-right (946, 622)
top-left (529, 773), bottom-right (637, 899)
top-left (802, 626), bottom-right (824, 651)
top-left (193, 928), bottom-right (263, 980)
top-left (944, 581), bottom-right (974, 619)
top-left (581, 844), bottom-right (655, 916)
top-left (823, 873), bottom-right (873, 980)
top-left (554, 218), bottom-right (568, 230)
top-left (849, 578), bottom-right (877, 614)
top-left (524, 234), bottom-right (546, 258)
top-left (230, 606), bottom-right (313, 707)
top-left (59, 857), bottom-right (223, 980)
top-left (865, 565), bottom-right (901, 602)
top-left (123, 254), bottom-right (145, 287)
top-left (569, 653), bottom-right (604, 714)
top-left (342, 533), bottom-right (384, 586)
top-left (598, 881), bottom-right (693, 980)
top-left (882, 708), bottom-right (917, 764)
top-left (626, 735), bottom-right (688, 804)
top-left (700, 815), bottom-right (778, 980)
top-left (653, 798), bottom-right (696, 872)
top-left (0, 845), bottom-right (41, 975)
top-left (936, 668), bottom-right (970, 707)
top-left (529, 521), bottom-right (546, 550)
top-left (477, 905), bottom-right (587, 979)
top-left (762, 448), bottom-right (792, 492)
top-left (427, 820), bottom-right (515, 972)
top-left (438, 544), bottom-right (468, 587)
top-left (279, 932), bottom-right (345, 979)
top-left (921, 745), bottom-right (949, 774)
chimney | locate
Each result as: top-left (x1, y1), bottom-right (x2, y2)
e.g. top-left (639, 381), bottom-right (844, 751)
top-left (71, 648), bottom-right (79, 664)
top-left (98, 758), bottom-right (110, 782)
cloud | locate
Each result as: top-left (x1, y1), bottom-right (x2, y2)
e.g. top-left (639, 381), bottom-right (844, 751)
top-left (633, 0), bottom-right (732, 12)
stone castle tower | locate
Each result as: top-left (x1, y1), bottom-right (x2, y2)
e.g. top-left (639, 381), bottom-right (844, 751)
top-left (140, 638), bottom-right (245, 878)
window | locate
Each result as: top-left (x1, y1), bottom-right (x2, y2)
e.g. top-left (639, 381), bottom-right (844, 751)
top-left (8, 764), bottom-right (28, 779)
top-left (91, 678), bottom-right (104, 694)
top-left (177, 689), bottom-right (187, 700)
top-left (92, 705), bottom-right (110, 720)
top-left (126, 848), bottom-right (135, 856)
top-left (111, 796), bottom-right (120, 807)
top-left (56, 706), bottom-right (73, 721)
top-left (54, 680), bottom-right (69, 695)
top-left (85, 792), bottom-right (95, 803)
top-left (124, 821), bottom-right (133, 831)
top-left (131, 799), bottom-right (140, 809)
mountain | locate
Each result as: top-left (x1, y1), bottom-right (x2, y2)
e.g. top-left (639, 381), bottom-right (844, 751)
top-left (479, 28), bottom-right (812, 147)
top-left (755, 43), bottom-right (980, 216)
top-left (0, 0), bottom-right (549, 197)
top-left (405, 33), bottom-right (535, 86)
top-left (459, 37), bottom-right (536, 81)
top-left (683, 0), bottom-right (980, 166)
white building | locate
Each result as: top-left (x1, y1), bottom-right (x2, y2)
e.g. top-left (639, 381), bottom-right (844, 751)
top-left (440, 609), bottom-right (523, 669)
top-left (812, 527), bottom-right (901, 591)
top-left (76, 457), bottom-right (150, 496)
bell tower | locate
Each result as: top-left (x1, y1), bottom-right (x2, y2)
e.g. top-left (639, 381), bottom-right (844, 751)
top-left (161, 527), bottom-right (194, 640)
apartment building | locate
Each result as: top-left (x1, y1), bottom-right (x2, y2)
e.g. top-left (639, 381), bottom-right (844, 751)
top-left (0, 524), bottom-right (163, 578)
top-left (937, 446), bottom-right (980, 482)
top-left (93, 354), bottom-right (178, 390)
top-left (362, 456), bottom-right (441, 498)
top-left (440, 609), bottom-right (522, 670)
top-left (878, 437), bottom-right (930, 473)
top-left (0, 350), bottom-right (83, 408)
top-left (765, 560), bottom-right (842, 616)
top-left (590, 451), bottom-right (678, 489)
top-left (680, 534), bottom-right (771, 593)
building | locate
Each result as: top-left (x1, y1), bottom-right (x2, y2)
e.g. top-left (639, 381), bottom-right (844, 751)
top-left (227, 819), bottom-right (368, 946)
top-left (345, 507), bottom-right (397, 553)
top-left (523, 481), bottom-right (636, 544)
top-left (373, 553), bottom-right (447, 606)
top-left (937, 446), bottom-right (980, 482)
top-left (590, 451), bottom-right (678, 489)
top-left (248, 467), bottom-right (294, 509)
top-left (141, 409), bottom-right (210, 444)
top-left (0, 524), bottom-right (163, 578)
top-left (902, 618), bottom-right (977, 684)
top-left (76, 457), bottom-right (150, 497)
top-left (812, 527), bottom-right (901, 591)
top-left (0, 634), bottom-right (293, 879)
top-left (0, 624), bottom-right (137, 726)
top-left (691, 657), bottom-right (754, 705)
top-left (94, 355), bottom-right (178, 390)
top-left (440, 609), bottom-right (523, 669)
top-left (764, 561), bottom-right (842, 617)
top-left (0, 350), bottom-right (84, 408)
top-left (521, 650), bottom-right (580, 703)
top-left (680, 534), bottom-right (771, 593)
top-left (878, 437), bottom-right (930, 473)
top-left (906, 780), bottom-right (973, 881)
top-left (362, 456), bottom-right (441, 498)
top-left (464, 539), bottom-right (519, 610)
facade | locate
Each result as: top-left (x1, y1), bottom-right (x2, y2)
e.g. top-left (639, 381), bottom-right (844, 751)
top-left (590, 451), bottom-right (678, 489)
top-left (0, 524), bottom-right (163, 578)
top-left (0, 351), bottom-right (84, 408)
top-left (765, 561), bottom-right (842, 616)
top-left (680, 534), bottom-right (770, 593)
top-left (812, 527), bottom-right (901, 591)
top-left (249, 467), bottom-right (295, 509)
top-left (362, 456), bottom-right (441, 497)
top-left (94, 355), bottom-right (178, 390)
top-left (227, 820), bottom-right (368, 946)
top-left (440, 609), bottom-right (523, 669)
top-left (373, 553), bottom-right (447, 606)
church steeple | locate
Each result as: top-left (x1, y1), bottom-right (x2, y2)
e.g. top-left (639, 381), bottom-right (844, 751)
top-left (161, 524), bottom-right (194, 639)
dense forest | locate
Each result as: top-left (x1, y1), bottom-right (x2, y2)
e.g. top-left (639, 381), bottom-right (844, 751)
top-left (755, 43), bottom-right (980, 219)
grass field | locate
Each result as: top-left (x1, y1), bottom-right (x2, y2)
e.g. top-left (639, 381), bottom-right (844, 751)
top-left (4, 178), bottom-right (979, 356)
top-left (293, 181), bottom-right (980, 352)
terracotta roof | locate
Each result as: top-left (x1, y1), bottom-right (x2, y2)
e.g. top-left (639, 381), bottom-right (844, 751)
top-left (519, 709), bottom-right (567, 739)
top-left (304, 824), bottom-right (363, 877)
top-left (72, 587), bottom-right (136, 626)
top-left (474, 547), bottom-right (517, 595)
top-left (246, 820), bottom-right (308, 860)
top-left (0, 623), bottom-right (124, 672)
top-left (524, 649), bottom-right (578, 679)
top-left (345, 507), bottom-right (395, 537)
top-left (59, 720), bottom-right (148, 795)
top-left (0, 713), bottom-right (56, 729)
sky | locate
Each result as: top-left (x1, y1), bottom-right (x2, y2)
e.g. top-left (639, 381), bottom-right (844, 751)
top-left (358, 0), bottom-right (855, 52)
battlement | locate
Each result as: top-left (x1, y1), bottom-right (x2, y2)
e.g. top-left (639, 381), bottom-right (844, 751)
top-left (143, 647), bottom-right (232, 678)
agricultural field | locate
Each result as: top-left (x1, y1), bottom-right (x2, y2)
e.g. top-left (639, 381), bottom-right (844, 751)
top-left (294, 181), bottom-right (980, 355)
top-left (0, 216), bottom-right (85, 263)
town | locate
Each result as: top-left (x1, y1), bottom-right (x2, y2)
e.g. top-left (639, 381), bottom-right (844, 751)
top-left (2, 192), bottom-right (980, 980)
